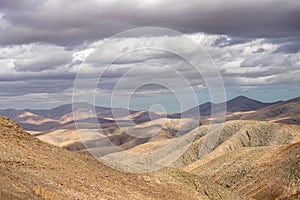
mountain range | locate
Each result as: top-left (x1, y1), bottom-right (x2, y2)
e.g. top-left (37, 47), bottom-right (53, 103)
top-left (1, 114), bottom-right (299, 199)
top-left (1, 95), bottom-right (298, 133)
top-left (0, 96), bottom-right (300, 154)
top-left (1, 95), bottom-right (299, 157)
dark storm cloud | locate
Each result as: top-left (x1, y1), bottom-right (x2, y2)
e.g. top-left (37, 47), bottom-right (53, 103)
top-left (0, 0), bottom-right (43, 9)
top-left (0, 72), bottom-right (76, 81)
top-left (252, 48), bottom-right (265, 54)
top-left (240, 53), bottom-right (297, 68)
top-left (222, 65), bottom-right (300, 79)
top-left (274, 42), bottom-right (300, 54)
top-left (13, 54), bottom-right (73, 72)
top-left (0, 79), bottom-right (73, 97)
top-left (263, 36), bottom-right (300, 44)
top-left (212, 36), bottom-right (253, 47)
top-left (0, 0), bottom-right (299, 110)
top-left (0, 0), bottom-right (299, 46)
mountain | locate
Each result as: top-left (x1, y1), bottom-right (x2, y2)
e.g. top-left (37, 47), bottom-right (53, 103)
top-left (0, 116), bottom-right (249, 199)
top-left (171, 96), bottom-right (280, 118)
top-left (0, 102), bottom-right (118, 122)
top-left (227, 96), bottom-right (300, 125)
top-left (0, 96), bottom-right (294, 132)
top-left (0, 103), bottom-right (166, 132)
top-left (2, 96), bottom-right (299, 159)
top-left (226, 95), bottom-right (281, 112)
top-left (167, 96), bottom-right (300, 125)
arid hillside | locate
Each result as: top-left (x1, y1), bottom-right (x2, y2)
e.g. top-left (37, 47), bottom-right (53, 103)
top-left (0, 116), bottom-right (249, 200)
top-left (116, 120), bottom-right (300, 199)
top-left (182, 121), bottom-right (300, 199)
top-left (187, 142), bottom-right (300, 200)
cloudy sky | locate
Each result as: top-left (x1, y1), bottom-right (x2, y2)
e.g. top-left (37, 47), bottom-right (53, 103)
top-left (0, 0), bottom-right (299, 112)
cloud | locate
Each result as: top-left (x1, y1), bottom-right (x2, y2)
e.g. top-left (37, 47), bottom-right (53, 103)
top-left (274, 41), bottom-right (300, 54)
top-left (0, 0), bottom-right (299, 46)
top-left (212, 36), bottom-right (253, 48)
top-left (12, 45), bottom-right (73, 72)
top-left (0, 27), bottom-right (299, 110)
top-left (1, 33), bottom-right (299, 89)
top-left (0, 44), bottom-right (76, 82)
top-left (252, 48), bottom-right (265, 54)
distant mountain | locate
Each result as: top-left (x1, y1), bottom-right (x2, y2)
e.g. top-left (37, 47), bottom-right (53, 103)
top-left (0, 102), bottom-right (124, 119)
top-left (169, 95), bottom-right (280, 118)
top-left (228, 96), bottom-right (300, 124)
top-left (1, 96), bottom-right (298, 132)
top-left (226, 95), bottom-right (281, 112)
top-left (0, 103), bottom-right (166, 131)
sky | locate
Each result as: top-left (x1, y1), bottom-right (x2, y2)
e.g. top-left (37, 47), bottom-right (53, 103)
top-left (0, 0), bottom-right (299, 113)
